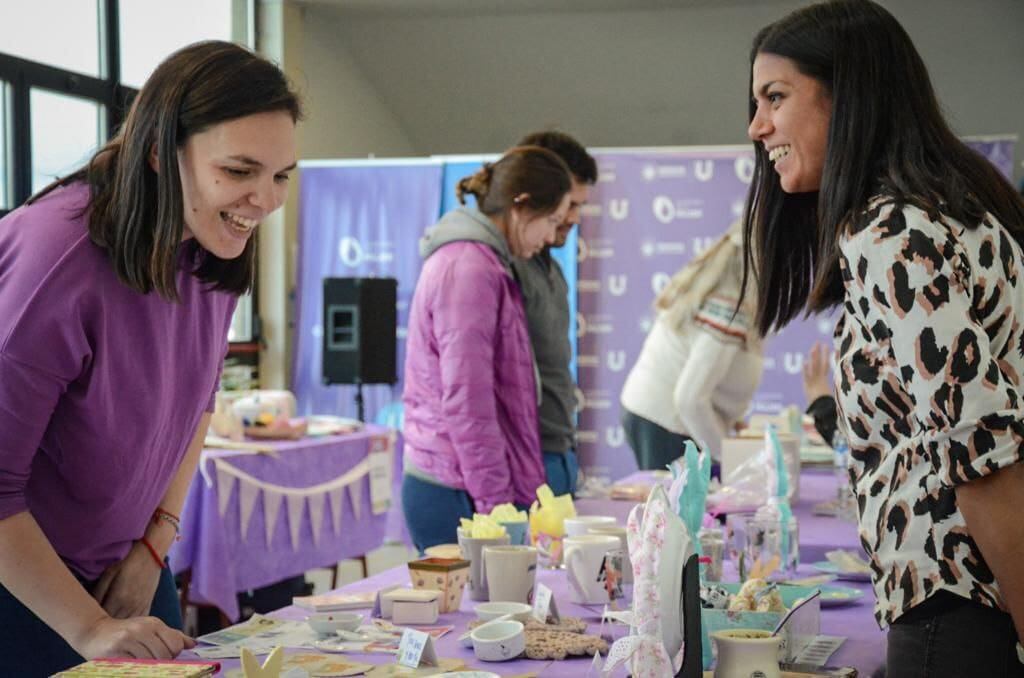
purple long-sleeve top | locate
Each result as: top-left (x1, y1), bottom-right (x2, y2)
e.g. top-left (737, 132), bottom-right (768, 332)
top-left (0, 183), bottom-right (236, 580)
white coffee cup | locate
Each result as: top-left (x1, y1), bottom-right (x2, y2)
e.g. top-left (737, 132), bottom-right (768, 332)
top-left (563, 534), bottom-right (621, 604)
top-left (588, 524), bottom-right (632, 584)
top-left (483, 545), bottom-right (537, 604)
top-left (458, 528), bottom-right (511, 602)
top-left (563, 515), bottom-right (617, 538)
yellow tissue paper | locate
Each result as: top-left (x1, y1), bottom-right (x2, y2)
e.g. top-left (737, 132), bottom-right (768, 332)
top-left (459, 514), bottom-right (507, 539)
top-left (489, 503), bottom-right (528, 523)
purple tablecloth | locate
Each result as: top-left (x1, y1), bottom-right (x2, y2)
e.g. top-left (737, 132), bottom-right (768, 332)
top-left (188, 560), bottom-right (883, 676)
top-left (170, 426), bottom-right (394, 620)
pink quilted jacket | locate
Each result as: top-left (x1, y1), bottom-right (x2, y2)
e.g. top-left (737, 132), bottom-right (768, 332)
top-left (402, 208), bottom-right (544, 512)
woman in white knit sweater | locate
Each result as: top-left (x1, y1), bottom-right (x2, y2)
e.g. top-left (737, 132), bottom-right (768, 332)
top-left (620, 221), bottom-right (763, 470)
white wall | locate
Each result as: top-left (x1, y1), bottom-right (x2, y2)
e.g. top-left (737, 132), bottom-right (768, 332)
top-left (307, 0), bottom-right (1023, 180)
top-left (298, 5), bottom-right (419, 158)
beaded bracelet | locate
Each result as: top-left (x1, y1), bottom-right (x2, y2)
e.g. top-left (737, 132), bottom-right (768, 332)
top-left (153, 507), bottom-right (181, 541)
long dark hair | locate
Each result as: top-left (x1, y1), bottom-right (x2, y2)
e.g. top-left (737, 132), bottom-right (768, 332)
top-left (456, 145), bottom-right (571, 216)
top-left (742, 0), bottom-right (1024, 336)
top-left (30, 40), bottom-right (303, 301)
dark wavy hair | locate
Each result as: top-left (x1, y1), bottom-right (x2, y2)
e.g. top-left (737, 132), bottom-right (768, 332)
top-left (30, 40), bottom-right (303, 301)
top-left (456, 145), bottom-right (571, 217)
top-left (741, 0), bottom-right (1024, 336)
top-left (517, 130), bottom-right (598, 185)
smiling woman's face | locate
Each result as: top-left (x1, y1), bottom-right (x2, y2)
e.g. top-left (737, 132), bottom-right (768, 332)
top-left (748, 52), bottom-right (832, 194)
top-left (176, 110), bottom-right (297, 259)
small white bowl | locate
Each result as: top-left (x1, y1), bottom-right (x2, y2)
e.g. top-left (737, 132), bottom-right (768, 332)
top-left (474, 601), bottom-right (532, 623)
top-left (307, 611), bottom-right (362, 635)
top-left (471, 620), bottom-right (526, 662)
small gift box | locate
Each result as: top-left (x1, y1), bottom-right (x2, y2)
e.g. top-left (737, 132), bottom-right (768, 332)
top-left (384, 588), bottom-right (441, 625)
top-left (407, 557), bottom-right (471, 613)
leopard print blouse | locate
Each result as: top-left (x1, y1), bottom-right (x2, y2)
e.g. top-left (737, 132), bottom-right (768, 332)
top-left (834, 196), bottom-right (1024, 628)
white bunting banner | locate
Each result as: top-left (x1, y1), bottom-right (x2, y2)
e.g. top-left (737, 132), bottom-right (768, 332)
top-left (308, 492), bottom-right (326, 546)
top-left (216, 463), bottom-right (236, 517)
top-left (263, 488), bottom-right (284, 548)
top-left (238, 478), bottom-right (260, 541)
top-left (328, 487), bottom-right (345, 537)
top-left (348, 478), bottom-right (363, 521)
top-left (286, 494), bottom-right (306, 551)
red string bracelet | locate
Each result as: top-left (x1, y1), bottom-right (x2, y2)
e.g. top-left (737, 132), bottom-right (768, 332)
top-left (139, 536), bottom-right (166, 569)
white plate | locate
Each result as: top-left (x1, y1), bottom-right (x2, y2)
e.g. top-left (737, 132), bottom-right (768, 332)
top-left (812, 561), bottom-right (871, 582)
top-left (817, 584), bottom-right (865, 607)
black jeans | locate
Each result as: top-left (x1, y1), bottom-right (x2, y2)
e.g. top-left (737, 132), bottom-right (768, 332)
top-left (887, 591), bottom-right (1024, 677)
top-left (621, 408), bottom-right (693, 471)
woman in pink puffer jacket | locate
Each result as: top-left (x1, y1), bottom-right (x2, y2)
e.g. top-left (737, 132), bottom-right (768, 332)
top-left (402, 146), bottom-right (572, 551)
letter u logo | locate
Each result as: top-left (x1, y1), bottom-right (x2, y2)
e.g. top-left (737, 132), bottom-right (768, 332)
top-left (606, 426), bottom-right (625, 447)
top-left (694, 159), bottom-right (714, 182)
top-left (608, 275), bottom-right (627, 296)
top-left (783, 352), bottom-right (803, 375)
top-left (607, 351), bottom-right (627, 372)
top-left (608, 199), bottom-right (629, 221)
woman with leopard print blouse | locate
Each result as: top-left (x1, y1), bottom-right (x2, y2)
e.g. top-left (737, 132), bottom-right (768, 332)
top-left (742, 1), bottom-right (1024, 675)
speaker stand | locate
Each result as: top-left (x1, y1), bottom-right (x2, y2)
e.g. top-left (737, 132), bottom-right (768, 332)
top-left (354, 382), bottom-right (365, 423)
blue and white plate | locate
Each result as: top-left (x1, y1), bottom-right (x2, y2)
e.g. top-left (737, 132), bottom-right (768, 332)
top-left (812, 560), bottom-right (872, 582)
top-left (817, 584), bottom-right (865, 607)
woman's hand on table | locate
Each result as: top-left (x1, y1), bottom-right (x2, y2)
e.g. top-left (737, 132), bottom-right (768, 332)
top-left (71, 614), bottom-right (195, 659)
top-left (92, 540), bottom-right (164, 619)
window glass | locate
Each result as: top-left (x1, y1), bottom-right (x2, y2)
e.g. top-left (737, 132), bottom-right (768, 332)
top-left (228, 293), bottom-right (254, 343)
top-left (0, 82), bottom-right (9, 211)
top-left (119, 0), bottom-right (233, 88)
top-left (0, 1), bottom-right (100, 76)
top-left (30, 89), bottom-right (102, 193)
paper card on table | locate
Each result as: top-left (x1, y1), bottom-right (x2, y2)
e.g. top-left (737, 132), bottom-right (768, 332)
top-left (397, 629), bottom-right (437, 668)
top-left (373, 584), bottom-right (402, 618)
top-left (532, 582), bottom-right (560, 623)
top-left (792, 634), bottom-right (846, 666)
top-left (368, 444), bottom-right (393, 515)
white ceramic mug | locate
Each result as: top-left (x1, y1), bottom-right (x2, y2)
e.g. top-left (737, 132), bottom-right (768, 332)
top-left (563, 534), bottom-right (620, 604)
top-left (483, 545), bottom-right (537, 604)
top-left (588, 524), bottom-right (632, 584)
top-left (711, 629), bottom-right (782, 678)
top-left (563, 515), bottom-right (617, 538)
top-left (458, 528), bottom-right (511, 601)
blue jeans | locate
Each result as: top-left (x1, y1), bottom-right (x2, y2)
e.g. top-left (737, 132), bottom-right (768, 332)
top-left (621, 408), bottom-right (693, 471)
top-left (401, 474), bottom-right (475, 554)
top-left (0, 562), bottom-right (182, 677)
top-left (543, 449), bottom-right (579, 497)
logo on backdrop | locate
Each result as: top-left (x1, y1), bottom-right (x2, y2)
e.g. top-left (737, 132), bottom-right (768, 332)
top-left (605, 426), bottom-right (625, 448)
top-left (576, 312), bottom-right (587, 338)
top-left (652, 196), bottom-right (704, 223)
top-left (606, 351), bottom-right (627, 372)
top-left (608, 275), bottom-right (628, 296)
top-left (642, 164), bottom-right (688, 182)
top-left (338, 237), bottom-right (365, 267)
top-left (693, 159), bottom-right (714, 182)
top-left (692, 236), bottom-right (716, 256)
top-left (641, 240), bottom-right (687, 257)
top-left (608, 199), bottom-right (630, 221)
top-left (783, 352), bottom-right (804, 375)
top-left (338, 237), bottom-right (395, 267)
top-left (734, 156), bottom-right (755, 184)
top-left (574, 387), bottom-right (587, 413)
top-left (651, 272), bottom-right (671, 294)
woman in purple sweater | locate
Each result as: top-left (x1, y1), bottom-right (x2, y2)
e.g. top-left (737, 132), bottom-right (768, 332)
top-left (0, 42), bottom-right (300, 675)
top-left (402, 146), bottom-right (572, 551)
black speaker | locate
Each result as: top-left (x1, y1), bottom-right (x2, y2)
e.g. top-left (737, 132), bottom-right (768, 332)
top-left (322, 277), bottom-right (397, 385)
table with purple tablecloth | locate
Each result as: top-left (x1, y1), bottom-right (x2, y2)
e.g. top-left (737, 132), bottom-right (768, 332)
top-left (170, 425), bottom-right (395, 620)
top-left (188, 464), bottom-right (884, 676)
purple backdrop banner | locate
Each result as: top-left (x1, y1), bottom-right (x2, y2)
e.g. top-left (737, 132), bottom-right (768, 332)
top-left (577, 137), bottom-right (1015, 480)
top-left (292, 161), bottom-right (443, 422)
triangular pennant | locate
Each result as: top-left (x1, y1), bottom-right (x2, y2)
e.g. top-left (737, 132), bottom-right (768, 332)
top-left (238, 479), bottom-right (260, 541)
top-left (286, 494), bottom-right (306, 551)
top-left (263, 488), bottom-right (283, 548)
top-left (328, 488), bottom-right (345, 537)
top-left (216, 463), bottom-right (236, 517)
top-left (348, 479), bottom-right (363, 521)
top-left (308, 491), bottom-right (326, 547)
